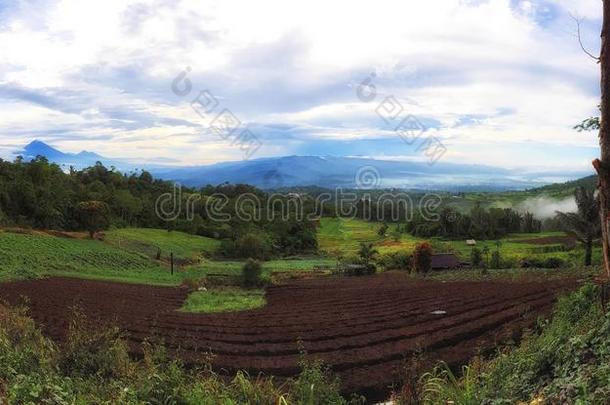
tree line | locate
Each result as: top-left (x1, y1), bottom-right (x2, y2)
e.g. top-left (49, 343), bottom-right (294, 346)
top-left (403, 203), bottom-right (541, 239)
top-left (0, 156), bottom-right (317, 258)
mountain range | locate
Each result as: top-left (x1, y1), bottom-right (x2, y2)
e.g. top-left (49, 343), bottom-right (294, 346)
top-left (15, 140), bottom-right (123, 169)
top-left (12, 140), bottom-right (593, 191)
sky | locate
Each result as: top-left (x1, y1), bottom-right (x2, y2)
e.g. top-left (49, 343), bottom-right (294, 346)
top-left (0, 0), bottom-right (603, 174)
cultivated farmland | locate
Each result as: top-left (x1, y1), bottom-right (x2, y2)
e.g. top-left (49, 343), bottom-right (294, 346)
top-left (0, 273), bottom-right (575, 400)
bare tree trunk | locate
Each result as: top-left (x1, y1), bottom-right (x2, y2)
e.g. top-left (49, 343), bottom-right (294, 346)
top-left (594, 0), bottom-right (610, 278)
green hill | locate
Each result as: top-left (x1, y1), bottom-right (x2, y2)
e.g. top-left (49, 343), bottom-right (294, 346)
top-left (0, 230), bottom-right (179, 285)
top-left (526, 174), bottom-right (597, 197)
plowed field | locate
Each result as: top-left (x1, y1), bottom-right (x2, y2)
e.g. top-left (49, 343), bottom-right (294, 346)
top-left (0, 274), bottom-right (574, 400)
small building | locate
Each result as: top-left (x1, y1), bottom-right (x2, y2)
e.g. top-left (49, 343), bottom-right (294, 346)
top-left (431, 253), bottom-right (464, 270)
top-left (466, 239), bottom-right (477, 246)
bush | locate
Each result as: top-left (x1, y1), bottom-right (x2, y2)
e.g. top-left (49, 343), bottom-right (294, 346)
top-left (377, 223), bottom-right (389, 237)
top-left (542, 257), bottom-right (565, 269)
top-left (490, 250), bottom-right (502, 269)
top-left (520, 257), bottom-right (565, 269)
top-left (378, 252), bottom-right (411, 271)
top-left (292, 348), bottom-right (364, 404)
top-left (58, 309), bottom-right (131, 380)
top-left (220, 233), bottom-right (272, 260)
top-left (470, 247), bottom-right (483, 268)
top-left (413, 242), bottom-right (433, 274)
top-left (242, 258), bottom-right (263, 287)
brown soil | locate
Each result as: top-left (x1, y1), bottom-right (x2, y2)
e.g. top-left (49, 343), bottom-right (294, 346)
top-left (0, 273), bottom-right (576, 401)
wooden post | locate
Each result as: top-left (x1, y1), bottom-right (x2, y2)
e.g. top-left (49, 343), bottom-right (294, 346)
top-left (170, 252), bottom-right (174, 275)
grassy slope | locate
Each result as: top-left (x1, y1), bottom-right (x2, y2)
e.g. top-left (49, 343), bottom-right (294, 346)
top-left (104, 228), bottom-right (220, 261)
top-left (0, 229), bottom-right (334, 286)
top-left (0, 230), bottom-right (180, 286)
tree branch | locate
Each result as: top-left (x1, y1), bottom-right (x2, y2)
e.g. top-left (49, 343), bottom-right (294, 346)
top-left (571, 13), bottom-right (600, 62)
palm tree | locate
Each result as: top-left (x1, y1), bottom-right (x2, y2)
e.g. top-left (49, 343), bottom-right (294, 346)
top-left (556, 187), bottom-right (601, 266)
top-left (358, 242), bottom-right (378, 265)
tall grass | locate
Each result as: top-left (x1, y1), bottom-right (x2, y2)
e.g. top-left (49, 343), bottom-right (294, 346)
top-left (0, 303), bottom-right (363, 404)
top-left (406, 283), bottom-right (608, 404)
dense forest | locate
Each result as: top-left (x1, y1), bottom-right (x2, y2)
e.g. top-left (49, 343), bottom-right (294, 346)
top-left (405, 204), bottom-right (542, 239)
top-left (0, 156), bottom-right (317, 258)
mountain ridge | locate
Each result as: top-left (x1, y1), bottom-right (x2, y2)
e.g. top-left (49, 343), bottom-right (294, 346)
top-left (10, 140), bottom-right (594, 192)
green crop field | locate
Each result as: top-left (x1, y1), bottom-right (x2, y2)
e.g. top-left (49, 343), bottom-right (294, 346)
top-left (375, 233), bottom-right (424, 254)
top-left (180, 288), bottom-right (266, 313)
top-left (0, 230), bottom-right (180, 285)
top-left (104, 228), bottom-right (220, 261)
top-left (182, 257), bottom-right (336, 281)
top-left (318, 217), bottom-right (380, 254)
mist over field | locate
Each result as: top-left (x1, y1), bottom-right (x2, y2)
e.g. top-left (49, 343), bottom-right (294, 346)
top-left (492, 195), bottom-right (577, 219)
top-left (516, 196), bottom-right (577, 219)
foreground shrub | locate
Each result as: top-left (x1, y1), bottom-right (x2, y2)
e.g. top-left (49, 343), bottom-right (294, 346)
top-left (290, 350), bottom-right (365, 405)
top-left (0, 303), bottom-right (357, 404)
top-left (0, 304), bottom-right (55, 380)
top-left (59, 308), bottom-right (131, 379)
top-left (242, 258), bottom-right (263, 287)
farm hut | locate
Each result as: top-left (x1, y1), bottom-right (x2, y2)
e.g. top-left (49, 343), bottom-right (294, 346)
top-left (431, 253), bottom-right (464, 270)
top-left (466, 239), bottom-right (477, 246)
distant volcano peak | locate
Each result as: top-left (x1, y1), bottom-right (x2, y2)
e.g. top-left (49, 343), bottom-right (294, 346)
top-left (15, 140), bottom-right (107, 168)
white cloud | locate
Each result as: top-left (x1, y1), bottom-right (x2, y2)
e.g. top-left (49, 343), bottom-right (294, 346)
top-left (0, 0), bottom-right (602, 170)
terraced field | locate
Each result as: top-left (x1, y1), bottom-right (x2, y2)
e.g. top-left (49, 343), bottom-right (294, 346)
top-left (0, 274), bottom-right (575, 400)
